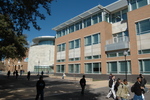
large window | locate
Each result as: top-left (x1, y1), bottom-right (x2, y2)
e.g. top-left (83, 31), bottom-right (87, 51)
top-left (85, 63), bottom-right (101, 74)
top-left (56, 65), bottom-right (65, 73)
top-left (139, 59), bottom-right (150, 74)
top-left (84, 17), bottom-right (91, 28)
top-left (130, 0), bottom-right (148, 11)
top-left (57, 43), bottom-right (66, 52)
top-left (107, 61), bottom-right (131, 74)
top-left (84, 33), bottom-right (100, 46)
top-left (107, 50), bottom-right (130, 58)
top-left (136, 19), bottom-right (150, 35)
top-left (68, 64), bottom-right (80, 73)
top-left (69, 39), bottom-right (80, 49)
top-left (111, 8), bottom-right (128, 23)
top-left (139, 49), bottom-right (150, 54)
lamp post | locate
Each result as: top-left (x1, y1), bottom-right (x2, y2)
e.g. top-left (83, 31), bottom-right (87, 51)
top-left (124, 51), bottom-right (128, 80)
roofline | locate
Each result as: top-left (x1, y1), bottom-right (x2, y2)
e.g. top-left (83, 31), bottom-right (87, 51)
top-left (32, 36), bottom-right (55, 44)
top-left (52, 5), bottom-right (104, 31)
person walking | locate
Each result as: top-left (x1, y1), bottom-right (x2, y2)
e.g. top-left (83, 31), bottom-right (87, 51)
top-left (114, 78), bottom-right (122, 100)
top-left (7, 70), bottom-right (11, 78)
top-left (133, 77), bottom-right (144, 100)
top-left (116, 79), bottom-right (130, 100)
top-left (35, 76), bottom-right (45, 100)
top-left (80, 75), bottom-right (86, 95)
top-left (62, 73), bottom-right (66, 79)
top-left (27, 71), bottom-right (31, 80)
top-left (15, 70), bottom-right (18, 79)
top-left (41, 71), bottom-right (44, 76)
top-left (106, 75), bottom-right (116, 99)
top-left (139, 74), bottom-right (147, 100)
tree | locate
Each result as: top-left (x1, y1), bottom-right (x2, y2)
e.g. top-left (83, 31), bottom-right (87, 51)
top-left (0, 0), bottom-right (54, 60)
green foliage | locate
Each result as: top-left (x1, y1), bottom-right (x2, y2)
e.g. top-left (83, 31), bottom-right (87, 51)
top-left (0, 0), bottom-right (54, 34)
top-left (0, 15), bottom-right (28, 60)
top-left (0, 0), bottom-right (54, 60)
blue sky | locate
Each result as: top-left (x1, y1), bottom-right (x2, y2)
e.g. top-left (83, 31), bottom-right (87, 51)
top-left (23, 0), bottom-right (118, 44)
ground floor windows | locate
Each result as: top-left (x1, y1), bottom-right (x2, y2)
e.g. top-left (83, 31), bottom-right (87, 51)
top-left (107, 61), bottom-right (131, 74)
top-left (139, 59), bottom-right (150, 74)
top-left (56, 65), bottom-right (65, 73)
top-left (34, 66), bottom-right (53, 73)
top-left (68, 64), bottom-right (80, 73)
top-left (85, 63), bottom-right (101, 74)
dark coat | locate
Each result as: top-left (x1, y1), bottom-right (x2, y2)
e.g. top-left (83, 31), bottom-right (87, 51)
top-left (36, 80), bottom-right (45, 90)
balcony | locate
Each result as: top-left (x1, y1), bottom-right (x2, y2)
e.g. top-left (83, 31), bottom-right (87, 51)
top-left (105, 36), bottom-right (129, 51)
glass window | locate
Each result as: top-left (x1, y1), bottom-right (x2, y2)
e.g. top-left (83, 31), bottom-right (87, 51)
top-left (69, 25), bottom-right (74, 33)
top-left (119, 61), bottom-right (127, 73)
top-left (57, 44), bottom-right (61, 52)
top-left (93, 63), bottom-right (100, 73)
top-left (108, 62), bottom-right (117, 73)
top-left (85, 56), bottom-right (92, 60)
top-left (139, 49), bottom-right (150, 54)
top-left (85, 63), bottom-right (92, 73)
top-left (75, 39), bottom-right (80, 48)
top-left (136, 19), bottom-right (150, 35)
top-left (118, 52), bottom-right (124, 56)
top-left (84, 17), bottom-right (91, 28)
top-left (56, 31), bottom-right (61, 38)
top-left (75, 57), bottom-right (80, 61)
top-left (98, 13), bottom-right (102, 22)
top-left (138, 0), bottom-right (148, 8)
top-left (61, 43), bottom-right (66, 51)
top-left (107, 53), bottom-right (117, 57)
top-left (93, 33), bottom-right (100, 44)
top-left (69, 64), bottom-right (74, 73)
top-left (131, 0), bottom-right (137, 10)
top-left (92, 15), bottom-right (98, 24)
top-left (69, 41), bottom-right (74, 49)
top-left (93, 55), bottom-right (100, 59)
top-left (69, 58), bottom-right (74, 61)
top-left (122, 9), bottom-right (128, 21)
top-left (56, 65), bottom-right (60, 72)
top-left (85, 36), bottom-right (91, 46)
top-left (74, 64), bottom-right (80, 73)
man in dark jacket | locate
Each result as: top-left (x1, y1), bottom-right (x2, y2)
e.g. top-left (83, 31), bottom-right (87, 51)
top-left (35, 76), bottom-right (45, 100)
top-left (80, 75), bottom-right (86, 95)
top-left (133, 77), bottom-right (144, 100)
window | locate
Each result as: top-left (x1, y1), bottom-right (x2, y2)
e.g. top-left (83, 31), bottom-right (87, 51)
top-left (69, 39), bottom-right (80, 49)
top-left (57, 43), bottom-right (66, 52)
top-left (107, 53), bottom-right (117, 57)
top-left (69, 58), bottom-right (74, 61)
top-left (85, 33), bottom-right (100, 46)
top-left (85, 63), bottom-right (101, 74)
top-left (68, 64), bottom-right (80, 73)
top-left (75, 39), bottom-right (80, 48)
top-left (136, 19), bottom-right (150, 35)
top-left (84, 17), bottom-right (91, 28)
top-left (139, 59), bottom-right (150, 74)
top-left (85, 56), bottom-right (92, 60)
top-left (111, 8), bottom-right (128, 23)
top-left (75, 57), bottom-right (80, 61)
top-left (85, 36), bottom-right (91, 46)
top-left (69, 41), bottom-right (74, 49)
top-left (56, 31), bottom-right (61, 38)
top-left (56, 65), bottom-right (65, 73)
top-left (139, 49), bottom-right (150, 54)
top-left (93, 34), bottom-right (100, 44)
top-left (93, 55), bottom-right (100, 59)
top-left (69, 25), bottom-right (74, 33)
top-left (92, 15), bottom-right (98, 24)
top-left (130, 0), bottom-right (148, 11)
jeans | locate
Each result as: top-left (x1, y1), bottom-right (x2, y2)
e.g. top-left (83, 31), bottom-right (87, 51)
top-left (133, 94), bottom-right (143, 100)
top-left (35, 90), bottom-right (44, 100)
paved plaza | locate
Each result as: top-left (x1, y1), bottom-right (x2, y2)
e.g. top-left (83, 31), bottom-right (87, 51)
top-left (0, 73), bottom-right (150, 100)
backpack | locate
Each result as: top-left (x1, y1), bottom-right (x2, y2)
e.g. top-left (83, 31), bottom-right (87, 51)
top-left (131, 84), bottom-right (135, 92)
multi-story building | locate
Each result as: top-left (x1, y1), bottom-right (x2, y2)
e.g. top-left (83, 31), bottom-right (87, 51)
top-left (28, 36), bottom-right (55, 73)
top-left (52, 0), bottom-right (150, 79)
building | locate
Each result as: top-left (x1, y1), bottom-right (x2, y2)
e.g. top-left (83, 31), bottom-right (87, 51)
top-left (28, 36), bottom-right (55, 73)
top-left (52, 0), bottom-right (150, 78)
top-left (4, 50), bottom-right (28, 73)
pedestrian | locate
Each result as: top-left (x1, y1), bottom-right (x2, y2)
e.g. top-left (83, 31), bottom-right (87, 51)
top-left (16, 70), bottom-right (18, 79)
top-left (62, 73), bottom-right (66, 79)
top-left (133, 77), bottom-right (144, 100)
top-left (109, 73), bottom-right (113, 80)
top-left (114, 78), bottom-right (122, 100)
top-left (27, 71), bottom-right (31, 80)
top-left (106, 75), bottom-right (116, 99)
top-left (35, 76), bottom-right (45, 100)
top-left (116, 79), bottom-right (130, 100)
top-left (7, 70), bottom-right (11, 78)
top-left (41, 71), bottom-right (44, 76)
top-left (80, 75), bottom-right (86, 95)
top-left (139, 74), bottom-right (147, 100)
